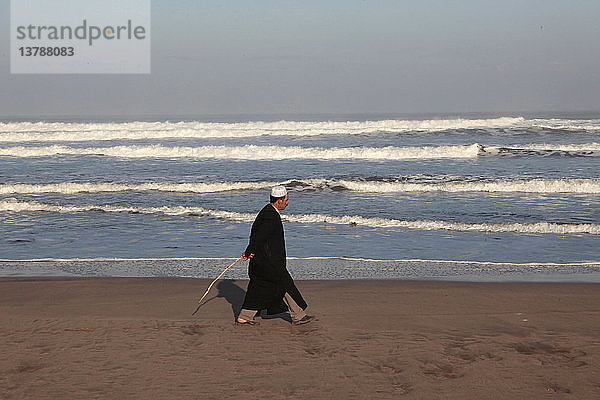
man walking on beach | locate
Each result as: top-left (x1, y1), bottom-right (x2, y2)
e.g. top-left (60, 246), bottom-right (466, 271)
top-left (236, 186), bottom-right (314, 326)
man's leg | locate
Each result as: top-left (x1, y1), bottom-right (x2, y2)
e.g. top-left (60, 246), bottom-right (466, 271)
top-left (283, 292), bottom-right (306, 322)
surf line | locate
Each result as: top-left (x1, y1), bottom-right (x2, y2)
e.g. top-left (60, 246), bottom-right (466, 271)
top-left (1, 257), bottom-right (599, 267)
top-left (0, 117), bottom-right (529, 142)
top-left (0, 143), bottom-right (482, 160)
top-left (3, 177), bottom-right (600, 194)
top-left (292, 256), bottom-right (600, 267)
top-left (2, 198), bottom-right (600, 235)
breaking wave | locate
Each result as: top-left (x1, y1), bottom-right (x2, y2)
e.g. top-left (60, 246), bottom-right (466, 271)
top-left (2, 177), bottom-right (600, 195)
top-left (2, 117), bottom-right (600, 142)
top-left (299, 177), bottom-right (600, 194)
top-left (479, 143), bottom-right (600, 156)
top-left (0, 181), bottom-right (279, 195)
top-left (3, 142), bottom-right (600, 160)
top-left (1, 198), bottom-right (599, 235)
top-left (0, 143), bottom-right (482, 160)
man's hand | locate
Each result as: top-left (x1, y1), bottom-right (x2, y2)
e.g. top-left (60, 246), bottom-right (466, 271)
top-left (241, 252), bottom-right (254, 261)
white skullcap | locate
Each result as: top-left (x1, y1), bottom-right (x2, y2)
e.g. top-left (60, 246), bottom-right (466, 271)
top-left (271, 185), bottom-right (287, 198)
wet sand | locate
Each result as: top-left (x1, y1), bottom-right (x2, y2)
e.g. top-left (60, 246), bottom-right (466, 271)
top-left (1, 278), bottom-right (599, 399)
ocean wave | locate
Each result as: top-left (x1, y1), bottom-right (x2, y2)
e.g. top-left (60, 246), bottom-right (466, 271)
top-left (1, 198), bottom-right (598, 235)
top-left (2, 117), bottom-right (600, 142)
top-left (0, 198), bottom-right (257, 221)
top-left (0, 117), bottom-right (525, 142)
top-left (479, 143), bottom-right (600, 157)
top-left (320, 178), bottom-right (600, 194)
top-left (524, 143), bottom-right (600, 151)
top-left (3, 143), bottom-right (600, 160)
top-left (2, 177), bottom-right (600, 195)
top-left (0, 181), bottom-right (279, 195)
top-left (283, 213), bottom-right (600, 235)
top-left (529, 118), bottom-right (600, 132)
top-left (0, 143), bottom-right (482, 160)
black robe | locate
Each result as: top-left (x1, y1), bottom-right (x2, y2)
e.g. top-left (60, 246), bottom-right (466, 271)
top-left (242, 204), bottom-right (307, 314)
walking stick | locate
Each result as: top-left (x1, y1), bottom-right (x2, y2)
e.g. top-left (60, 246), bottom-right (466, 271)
top-left (192, 257), bottom-right (242, 315)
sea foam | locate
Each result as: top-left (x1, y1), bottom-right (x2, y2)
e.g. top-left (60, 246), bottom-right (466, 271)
top-left (0, 117), bottom-right (526, 141)
top-left (0, 143), bottom-right (482, 160)
top-left (1, 198), bottom-right (599, 235)
top-left (2, 117), bottom-right (600, 142)
top-left (0, 181), bottom-right (279, 195)
top-left (3, 142), bottom-right (600, 160)
top-left (2, 178), bottom-right (600, 195)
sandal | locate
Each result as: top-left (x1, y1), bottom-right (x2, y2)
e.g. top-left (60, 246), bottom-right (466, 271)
top-left (292, 315), bottom-right (316, 326)
top-left (236, 319), bottom-right (259, 326)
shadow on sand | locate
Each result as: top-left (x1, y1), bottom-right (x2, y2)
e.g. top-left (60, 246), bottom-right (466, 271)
top-left (215, 280), bottom-right (292, 323)
top-left (215, 280), bottom-right (246, 317)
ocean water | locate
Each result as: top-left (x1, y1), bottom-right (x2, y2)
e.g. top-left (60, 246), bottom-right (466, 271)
top-left (1, 113), bottom-right (600, 281)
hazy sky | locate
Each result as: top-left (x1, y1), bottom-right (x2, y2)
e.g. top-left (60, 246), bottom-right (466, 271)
top-left (1, 0), bottom-right (599, 117)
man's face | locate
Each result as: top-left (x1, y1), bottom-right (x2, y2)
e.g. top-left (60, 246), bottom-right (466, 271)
top-left (274, 194), bottom-right (289, 211)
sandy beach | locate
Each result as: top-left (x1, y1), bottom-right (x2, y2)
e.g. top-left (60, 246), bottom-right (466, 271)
top-left (1, 278), bottom-right (599, 399)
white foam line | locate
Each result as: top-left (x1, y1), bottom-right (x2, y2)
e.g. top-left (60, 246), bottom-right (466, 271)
top-left (293, 256), bottom-right (600, 267)
top-left (3, 117), bottom-right (600, 143)
top-left (3, 143), bottom-right (600, 160)
top-left (284, 213), bottom-right (600, 234)
top-left (2, 178), bottom-right (600, 195)
top-left (480, 143), bottom-right (600, 155)
top-left (2, 198), bottom-right (599, 235)
top-left (0, 181), bottom-right (281, 195)
top-left (524, 143), bottom-right (600, 151)
top-left (529, 118), bottom-right (600, 132)
top-left (332, 178), bottom-right (600, 194)
top-left (0, 144), bottom-right (482, 160)
top-left (0, 198), bottom-right (257, 222)
top-left (0, 117), bottom-right (530, 141)
top-left (1, 256), bottom-right (598, 267)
